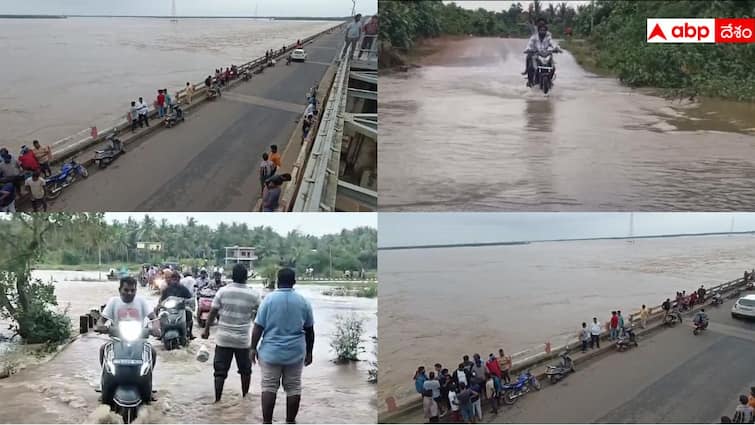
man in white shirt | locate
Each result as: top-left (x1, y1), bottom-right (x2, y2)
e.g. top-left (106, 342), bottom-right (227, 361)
top-left (24, 171), bottom-right (47, 212)
top-left (137, 97), bottom-right (150, 127)
top-left (342, 14), bottom-right (363, 59)
top-left (589, 317), bottom-right (602, 349)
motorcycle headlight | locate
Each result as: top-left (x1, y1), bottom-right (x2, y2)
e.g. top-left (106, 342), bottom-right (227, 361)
top-left (164, 299), bottom-right (178, 309)
top-left (119, 321), bottom-right (142, 342)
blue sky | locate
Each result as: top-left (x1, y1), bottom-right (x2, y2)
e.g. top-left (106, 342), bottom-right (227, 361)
top-left (105, 213), bottom-right (376, 236)
top-left (379, 213), bottom-right (755, 247)
top-left (0, 0), bottom-right (376, 16)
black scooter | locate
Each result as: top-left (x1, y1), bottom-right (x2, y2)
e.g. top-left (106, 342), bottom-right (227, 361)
top-left (97, 320), bottom-right (154, 424)
top-left (94, 132), bottom-right (126, 169)
top-left (545, 351), bottom-right (575, 383)
top-left (163, 104), bottom-right (185, 128)
top-left (158, 296), bottom-right (189, 350)
top-left (615, 327), bottom-right (638, 351)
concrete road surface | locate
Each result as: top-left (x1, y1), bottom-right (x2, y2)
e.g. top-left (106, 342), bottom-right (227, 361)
top-left (390, 295), bottom-right (755, 423)
top-left (49, 32), bottom-right (344, 211)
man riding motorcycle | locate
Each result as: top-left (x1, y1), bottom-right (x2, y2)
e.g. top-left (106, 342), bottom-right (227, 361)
top-left (157, 270), bottom-right (195, 339)
top-left (693, 308), bottom-right (709, 328)
top-left (96, 277), bottom-right (158, 396)
top-left (196, 268), bottom-right (211, 292)
top-left (523, 19), bottom-right (560, 87)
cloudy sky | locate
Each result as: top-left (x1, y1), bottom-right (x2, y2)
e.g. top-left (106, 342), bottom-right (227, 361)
top-left (448, 0), bottom-right (590, 12)
top-left (379, 213), bottom-right (755, 248)
top-left (105, 213), bottom-right (376, 237)
top-left (0, 0), bottom-right (376, 17)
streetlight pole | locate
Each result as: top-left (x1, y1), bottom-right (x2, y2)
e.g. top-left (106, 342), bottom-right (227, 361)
top-left (329, 246), bottom-right (333, 279)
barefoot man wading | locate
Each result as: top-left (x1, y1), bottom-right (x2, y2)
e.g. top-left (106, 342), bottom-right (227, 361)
top-left (251, 267), bottom-right (315, 424)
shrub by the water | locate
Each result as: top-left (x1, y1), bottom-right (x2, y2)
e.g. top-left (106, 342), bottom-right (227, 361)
top-left (330, 314), bottom-right (366, 362)
top-left (16, 304), bottom-right (71, 345)
top-left (61, 250), bottom-right (81, 265)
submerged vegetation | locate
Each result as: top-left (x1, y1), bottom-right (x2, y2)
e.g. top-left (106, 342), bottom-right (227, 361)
top-left (330, 314), bottom-right (366, 362)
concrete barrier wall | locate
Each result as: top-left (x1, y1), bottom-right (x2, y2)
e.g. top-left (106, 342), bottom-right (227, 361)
top-left (378, 275), bottom-right (750, 422)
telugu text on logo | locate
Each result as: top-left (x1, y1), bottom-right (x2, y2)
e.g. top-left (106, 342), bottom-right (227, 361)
top-left (647, 18), bottom-right (755, 43)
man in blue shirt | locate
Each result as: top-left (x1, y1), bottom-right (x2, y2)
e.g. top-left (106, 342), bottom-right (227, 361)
top-left (251, 267), bottom-right (314, 424)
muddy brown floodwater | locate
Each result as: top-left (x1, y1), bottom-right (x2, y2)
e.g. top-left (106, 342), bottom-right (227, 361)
top-left (0, 271), bottom-right (376, 424)
top-left (378, 234), bottom-right (755, 410)
top-left (378, 37), bottom-right (755, 211)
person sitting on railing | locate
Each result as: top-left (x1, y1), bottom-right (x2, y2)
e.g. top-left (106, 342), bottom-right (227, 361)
top-left (296, 39), bottom-right (302, 49)
top-left (359, 15), bottom-right (378, 59)
top-left (302, 115), bottom-right (313, 144)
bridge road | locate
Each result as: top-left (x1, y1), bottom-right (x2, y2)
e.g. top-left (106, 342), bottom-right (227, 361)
top-left (390, 295), bottom-right (755, 423)
top-left (49, 31), bottom-right (344, 211)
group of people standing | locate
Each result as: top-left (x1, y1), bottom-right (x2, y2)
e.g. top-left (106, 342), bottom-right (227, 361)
top-left (413, 350), bottom-right (513, 423)
top-left (101, 264), bottom-right (315, 424)
top-left (0, 140), bottom-right (54, 212)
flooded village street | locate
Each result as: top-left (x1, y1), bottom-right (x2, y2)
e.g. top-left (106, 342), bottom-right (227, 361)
top-left (0, 271), bottom-right (377, 424)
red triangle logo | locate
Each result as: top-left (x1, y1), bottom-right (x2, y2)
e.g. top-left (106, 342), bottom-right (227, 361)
top-left (648, 23), bottom-right (666, 40)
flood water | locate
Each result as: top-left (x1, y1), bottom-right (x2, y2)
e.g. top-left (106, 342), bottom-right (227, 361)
top-left (0, 270), bottom-right (376, 424)
top-left (378, 234), bottom-right (755, 409)
top-left (378, 37), bottom-right (755, 211)
top-left (0, 18), bottom-right (337, 151)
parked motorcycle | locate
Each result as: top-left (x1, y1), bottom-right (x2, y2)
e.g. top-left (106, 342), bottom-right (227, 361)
top-left (545, 351), bottom-right (575, 384)
top-left (196, 287), bottom-right (217, 328)
top-left (97, 320), bottom-right (153, 424)
top-left (710, 292), bottom-right (724, 307)
top-left (615, 327), bottom-right (638, 351)
top-left (207, 83), bottom-right (222, 100)
top-left (241, 70), bottom-right (252, 81)
top-left (662, 308), bottom-right (683, 327)
top-left (163, 104), bottom-right (185, 128)
top-left (500, 370), bottom-right (541, 405)
top-left (94, 132), bottom-right (126, 169)
top-left (157, 296), bottom-right (189, 350)
top-left (44, 158), bottom-right (88, 199)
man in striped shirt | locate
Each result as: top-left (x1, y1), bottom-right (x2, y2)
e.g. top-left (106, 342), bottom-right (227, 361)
top-left (201, 263), bottom-right (260, 403)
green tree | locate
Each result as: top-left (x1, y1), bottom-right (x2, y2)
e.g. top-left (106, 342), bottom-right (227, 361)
top-left (0, 213), bottom-right (104, 343)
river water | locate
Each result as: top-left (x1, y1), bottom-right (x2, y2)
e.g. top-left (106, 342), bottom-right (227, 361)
top-left (0, 270), bottom-right (376, 423)
top-left (0, 18), bottom-right (337, 152)
top-left (378, 37), bottom-right (755, 211)
top-left (378, 234), bottom-right (755, 409)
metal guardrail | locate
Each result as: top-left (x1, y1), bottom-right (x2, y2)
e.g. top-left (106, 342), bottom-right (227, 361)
top-left (380, 274), bottom-right (752, 417)
top-left (292, 41), bottom-right (353, 211)
top-left (45, 24), bottom-right (344, 164)
top-left (292, 31), bottom-right (378, 212)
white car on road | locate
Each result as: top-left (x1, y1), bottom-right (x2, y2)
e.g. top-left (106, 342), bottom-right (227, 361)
top-left (291, 48), bottom-right (307, 62)
top-left (731, 294), bottom-right (755, 319)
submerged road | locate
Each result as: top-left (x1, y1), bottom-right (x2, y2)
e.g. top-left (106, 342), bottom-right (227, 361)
top-left (0, 283), bottom-right (376, 424)
top-left (389, 295), bottom-right (755, 423)
top-left (379, 37), bottom-right (755, 211)
top-left (49, 32), bottom-right (344, 211)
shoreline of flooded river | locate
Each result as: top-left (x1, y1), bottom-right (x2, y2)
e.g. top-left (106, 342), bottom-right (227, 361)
top-left (0, 270), bottom-right (376, 423)
top-left (378, 234), bottom-right (755, 409)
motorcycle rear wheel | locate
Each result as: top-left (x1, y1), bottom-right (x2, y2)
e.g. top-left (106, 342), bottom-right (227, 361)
top-left (502, 391), bottom-right (518, 405)
top-left (693, 328), bottom-right (699, 335)
top-left (549, 375), bottom-right (558, 384)
top-left (45, 183), bottom-right (63, 200)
